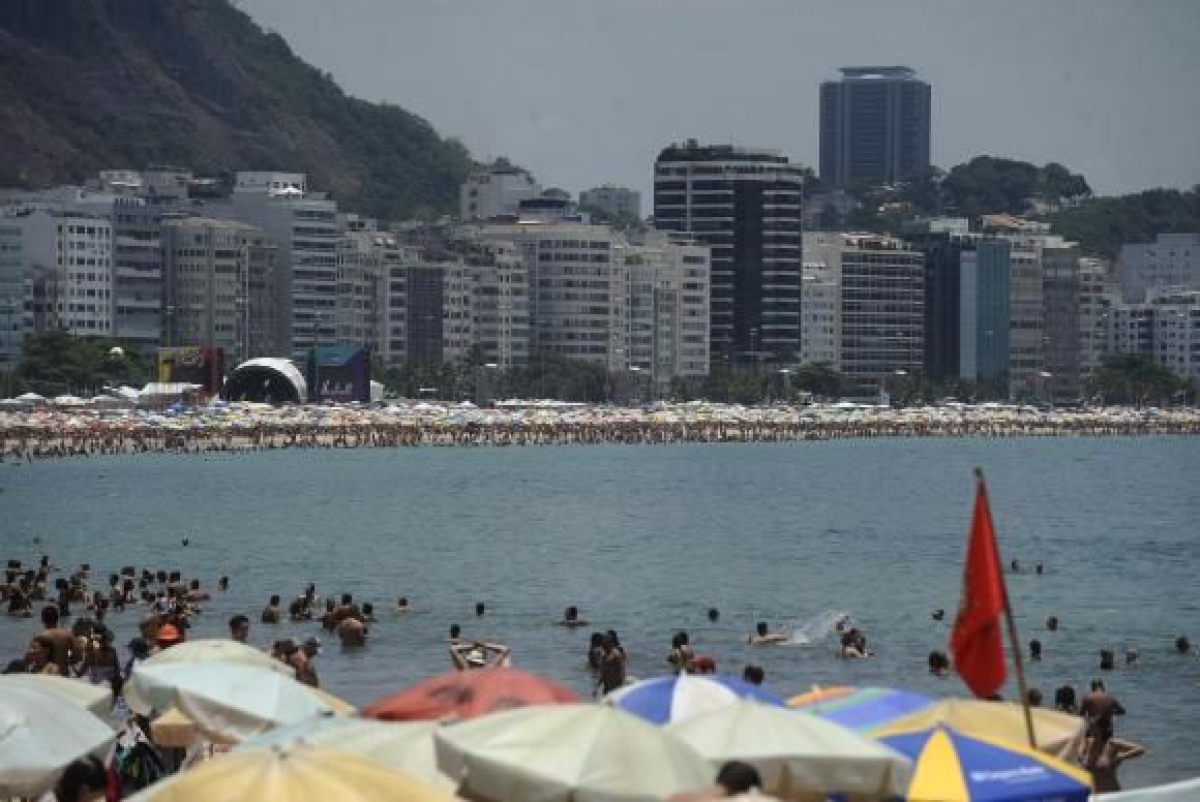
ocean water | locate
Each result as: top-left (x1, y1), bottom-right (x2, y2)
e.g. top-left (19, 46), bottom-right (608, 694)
top-left (2, 437), bottom-right (1199, 788)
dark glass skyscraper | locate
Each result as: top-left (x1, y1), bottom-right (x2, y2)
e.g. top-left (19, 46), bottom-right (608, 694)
top-left (653, 142), bottom-right (803, 364)
top-left (820, 66), bottom-right (931, 187)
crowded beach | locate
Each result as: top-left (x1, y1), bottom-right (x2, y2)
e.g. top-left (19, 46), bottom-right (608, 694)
top-left (3, 399), bottom-right (1200, 459)
top-left (3, 551), bottom-right (1198, 801)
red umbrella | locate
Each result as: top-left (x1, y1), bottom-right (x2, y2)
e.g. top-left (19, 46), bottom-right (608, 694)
top-left (362, 668), bottom-right (580, 722)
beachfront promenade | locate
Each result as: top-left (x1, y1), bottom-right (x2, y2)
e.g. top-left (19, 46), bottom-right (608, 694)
top-left (3, 402), bottom-right (1199, 458)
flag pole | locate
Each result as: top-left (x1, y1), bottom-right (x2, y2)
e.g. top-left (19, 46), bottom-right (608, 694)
top-left (975, 467), bottom-right (1037, 750)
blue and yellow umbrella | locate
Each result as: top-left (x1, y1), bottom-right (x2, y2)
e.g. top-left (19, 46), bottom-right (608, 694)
top-left (877, 723), bottom-right (1092, 801)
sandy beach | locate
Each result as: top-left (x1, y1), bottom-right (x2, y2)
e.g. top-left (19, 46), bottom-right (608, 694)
top-left (3, 401), bottom-right (1199, 458)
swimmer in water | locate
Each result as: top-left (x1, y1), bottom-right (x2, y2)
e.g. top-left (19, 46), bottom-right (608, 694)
top-left (396, 596), bottom-right (410, 613)
top-left (557, 605), bottom-right (589, 628)
top-left (840, 628), bottom-right (870, 659)
top-left (748, 621), bottom-right (789, 646)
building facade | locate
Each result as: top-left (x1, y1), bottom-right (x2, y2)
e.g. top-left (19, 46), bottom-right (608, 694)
top-left (654, 142), bottom-right (803, 364)
top-left (1007, 241), bottom-right (1045, 399)
top-left (13, 209), bottom-right (114, 337)
top-left (0, 223), bottom-right (22, 372)
top-left (618, 230), bottom-right (711, 394)
top-left (1041, 242), bottom-right (1083, 400)
top-left (460, 162), bottom-right (541, 221)
top-left (819, 66), bottom-right (931, 187)
top-left (1114, 233), bottom-right (1200, 302)
top-left (225, 172), bottom-right (340, 355)
top-left (161, 217), bottom-right (278, 362)
top-left (958, 239), bottom-right (1011, 391)
top-left (799, 257), bottom-right (840, 369)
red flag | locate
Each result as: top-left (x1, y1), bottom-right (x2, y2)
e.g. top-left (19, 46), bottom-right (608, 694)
top-left (950, 477), bottom-right (1008, 697)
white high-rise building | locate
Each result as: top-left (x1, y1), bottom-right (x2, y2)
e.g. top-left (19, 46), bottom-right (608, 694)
top-left (618, 230), bottom-right (710, 394)
top-left (12, 209), bottom-right (113, 337)
top-left (466, 221), bottom-right (626, 368)
top-left (161, 217), bottom-right (279, 361)
top-left (804, 232), bottom-right (923, 394)
top-left (464, 240), bottom-right (530, 370)
top-left (221, 172), bottom-right (340, 355)
top-left (799, 258), bottom-right (840, 369)
top-left (460, 162), bottom-right (541, 221)
top-left (1114, 233), bottom-right (1200, 302)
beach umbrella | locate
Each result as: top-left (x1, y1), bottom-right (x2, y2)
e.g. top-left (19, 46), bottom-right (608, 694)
top-left (871, 698), bottom-right (1085, 760)
top-left (363, 666), bottom-right (579, 722)
top-left (606, 674), bottom-right (785, 725)
top-left (434, 703), bottom-right (713, 802)
top-left (125, 744), bottom-right (454, 801)
top-left (0, 673), bottom-right (113, 717)
top-left (0, 685), bottom-right (116, 797)
top-left (787, 685), bottom-right (934, 732)
top-left (125, 639), bottom-right (294, 715)
top-left (236, 716), bottom-right (454, 791)
top-left (668, 700), bottom-right (912, 801)
top-left (128, 662), bottom-right (336, 742)
top-left (877, 723), bottom-right (1092, 802)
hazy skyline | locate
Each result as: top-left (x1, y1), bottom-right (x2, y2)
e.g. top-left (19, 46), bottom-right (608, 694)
top-left (239, 0), bottom-right (1200, 203)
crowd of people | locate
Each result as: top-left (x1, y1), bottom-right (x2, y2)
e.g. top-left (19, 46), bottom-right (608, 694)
top-left (3, 550), bottom-right (1194, 797)
top-left (3, 401), bottom-right (1200, 461)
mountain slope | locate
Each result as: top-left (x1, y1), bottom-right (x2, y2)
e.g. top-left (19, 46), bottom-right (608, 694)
top-left (0, 0), bottom-right (472, 219)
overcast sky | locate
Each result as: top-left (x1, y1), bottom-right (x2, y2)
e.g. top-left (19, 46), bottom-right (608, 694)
top-left (238, 0), bottom-right (1200, 201)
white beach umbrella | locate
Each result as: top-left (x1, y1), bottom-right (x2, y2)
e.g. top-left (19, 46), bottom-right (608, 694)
top-left (125, 639), bottom-right (293, 715)
top-left (128, 661), bottom-right (335, 742)
top-left (434, 703), bottom-right (713, 802)
top-left (236, 716), bottom-right (454, 791)
top-left (0, 673), bottom-right (112, 717)
top-left (669, 700), bottom-right (912, 801)
top-left (0, 685), bottom-right (116, 796)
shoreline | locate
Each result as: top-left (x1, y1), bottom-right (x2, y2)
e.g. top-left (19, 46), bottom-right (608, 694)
top-left (4, 403), bottom-right (1200, 458)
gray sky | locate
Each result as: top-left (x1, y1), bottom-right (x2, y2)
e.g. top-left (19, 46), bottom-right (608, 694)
top-left (239, 0), bottom-right (1200, 201)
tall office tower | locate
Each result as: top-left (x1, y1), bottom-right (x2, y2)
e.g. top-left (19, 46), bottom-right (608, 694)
top-left (901, 222), bottom-right (1014, 396)
top-left (654, 142), bottom-right (803, 365)
top-left (820, 66), bottom-right (931, 187)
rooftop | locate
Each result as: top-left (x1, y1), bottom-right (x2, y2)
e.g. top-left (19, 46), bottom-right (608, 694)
top-left (838, 66), bottom-right (919, 80)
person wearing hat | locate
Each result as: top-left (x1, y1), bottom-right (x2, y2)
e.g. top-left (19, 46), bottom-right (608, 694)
top-left (154, 623), bottom-right (183, 653)
top-left (294, 636), bottom-right (321, 688)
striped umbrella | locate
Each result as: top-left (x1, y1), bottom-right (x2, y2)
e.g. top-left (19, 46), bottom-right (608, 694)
top-left (607, 674), bottom-right (785, 725)
top-left (877, 724), bottom-right (1092, 801)
top-left (788, 685), bottom-right (934, 732)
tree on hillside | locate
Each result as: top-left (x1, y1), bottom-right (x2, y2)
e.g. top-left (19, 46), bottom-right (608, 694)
top-left (940, 156), bottom-right (1090, 219)
top-left (1053, 187), bottom-right (1200, 260)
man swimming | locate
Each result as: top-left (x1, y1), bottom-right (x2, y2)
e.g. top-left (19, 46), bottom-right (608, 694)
top-left (748, 622), bottom-right (789, 646)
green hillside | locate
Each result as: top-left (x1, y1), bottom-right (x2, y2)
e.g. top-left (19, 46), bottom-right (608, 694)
top-left (0, 0), bottom-right (472, 219)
